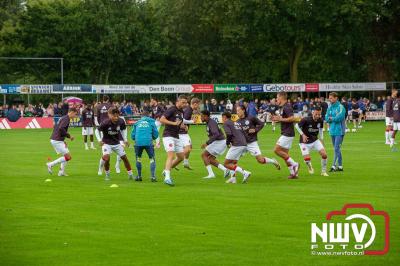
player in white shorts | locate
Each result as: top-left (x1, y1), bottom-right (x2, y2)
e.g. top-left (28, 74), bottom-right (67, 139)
top-left (96, 107), bottom-right (133, 181)
top-left (200, 110), bottom-right (230, 179)
top-left (222, 112), bottom-right (251, 184)
top-left (272, 92), bottom-right (300, 179)
top-left (160, 95), bottom-right (188, 186)
top-left (235, 105), bottom-right (281, 173)
top-left (47, 108), bottom-right (78, 176)
top-left (81, 104), bottom-right (96, 150)
top-left (295, 107), bottom-right (328, 176)
top-left (150, 98), bottom-right (165, 148)
top-left (178, 97), bottom-right (200, 170)
top-left (385, 89), bottom-right (397, 144)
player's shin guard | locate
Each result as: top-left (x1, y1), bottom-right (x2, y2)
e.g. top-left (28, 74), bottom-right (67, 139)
top-left (150, 159), bottom-right (156, 177)
top-left (116, 156), bottom-right (121, 169)
top-left (136, 158), bottom-right (142, 177)
top-left (263, 157), bottom-right (275, 164)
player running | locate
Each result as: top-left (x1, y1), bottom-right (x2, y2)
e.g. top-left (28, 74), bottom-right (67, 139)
top-left (385, 89), bottom-right (397, 144)
top-left (267, 99), bottom-right (279, 132)
top-left (96, 107), bottom-right (133, 181)
top-left (390, 92), bottom-right (400, 151)
top-left (295, 107), bottom-right (329, 176)
top-left (236, 105), bottom-right (281, 171)
top-left (47, 108), bottom-right (78, 176)
top-left (150, 98), bottom-right (164, 148)
top-left (222, 112), bottom-right (251, 184)
top-left (200, 110), bottom-right (230, 179)
top-left (179, 97), bottom-right (200, 170)
top-left (81, 104), bottom-right (96, 150)
top-left (272, 92), bottom-right (300, 179)
top-left (160, 95), bottom-right (188, 186)
top-left (351, 98), bottom-right (361, 131)
top-left (131, 111), bottom-right (159, 182)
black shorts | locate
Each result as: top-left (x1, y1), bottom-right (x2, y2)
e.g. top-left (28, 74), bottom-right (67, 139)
top-left (352, 113), bottom-right (359, 119)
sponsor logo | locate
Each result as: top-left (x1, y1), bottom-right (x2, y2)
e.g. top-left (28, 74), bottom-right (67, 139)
top-left (250, 84), bottom-right (263, 93)
top-left (215, 84), bottom-right (236, 92)
top-left (311, 204), bottom-right (389, 256)
top-left (236, 84), bottom-right (250, 92)
top-left (305, 83), bottom-right (319, 92)
top-left (263, 84), bottom-right (305, 92)
top-left (192, 84), bottom-right (214, 93)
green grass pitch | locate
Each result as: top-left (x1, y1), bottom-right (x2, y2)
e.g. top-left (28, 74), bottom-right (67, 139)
top-left (0, 122), bottom-right (399, 266)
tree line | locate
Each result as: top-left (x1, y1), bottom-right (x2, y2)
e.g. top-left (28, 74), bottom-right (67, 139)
top-left (0, 0), bottom-right (399, 85)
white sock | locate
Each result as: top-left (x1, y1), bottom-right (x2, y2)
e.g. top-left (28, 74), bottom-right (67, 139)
top-left (206, 165), bottom-right (214, 176)
top-left (127, 170), bottom-right (133, 175)
top-left (321, 158), bottom-right (327, 172)
top-left (116, 156), bottom-right (121, 168)
top-left (218, 164), bottom-right (227, 171)
top-left (164, 170), bottom-right (171, 179)
top-left (286, 157), bottom-right (295, 166)
top-left (263, 157), bottom-right (274, 164)
top-left (60, 161), bottom-right (67, 172)
top-left (105, 170), bottom-right (110, 175)
top-left (230, 170), bottom-right (235, 177)
top-left (390, 137), bottom-right (395, 146)
top-left (90, 142), bottom-right (95, 148)
top-left (184, 159), bottom-right (189, 165)
top-left (235, 166), bottom-right (244, 174)
top-left (99, 158), bottom-right (105, 170)
top-left (288, 166), bottom-right (294, 175)
top-left (84, 143), bottom-right (88, 149)
top-left (49, 156), bottom-right (66, 167)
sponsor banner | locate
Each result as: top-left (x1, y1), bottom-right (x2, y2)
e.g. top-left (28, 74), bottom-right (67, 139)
top-left (0, 117), bottom-right (53, 129)
top-left (0, 84), bottom-right (21, 94)
top-left (263, 83), bottom-right (305, 92)
top-left (305, 83), bottom-right (319, 92)
top-left (192, 84), bottom-right (214, 93)
top-left (250, 84), bottom-right (264, 93)
top-left (319, 83), bottom-right (386, 92)
top-left (20, 84), bottom-right (53, 94)
top-left (53, 84), bottom-right (92, 93)
top-left (366, 111), bottom-right (385, 120)
top-left (147, 84), bottom-right (193, 94)
top-left (236, 84), bottom-right (251, 92)
top-left (215, 84), bottom-right (237, 93)
top-left (92, 85), bottom-right (147, 94)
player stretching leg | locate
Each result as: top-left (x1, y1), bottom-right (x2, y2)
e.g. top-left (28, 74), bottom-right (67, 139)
top-left (385, 89), bottom-right (397, 144)
top-left (179, 97), bottom-right (200, 170)
top-left (81, 104), bottom-right (96, 150)
top-left (236, 105), bottom-right (281, 173)
top-left (200, 110), bottom-right (230, 179)
top-left (150, 98), bottom-right (164, 149)
top-left (295, 107), bottom-right (329, 176)
top-left (96, 107), bottom-right (133, 181)
top-left (160, 95), bottom-right (188, 186)
top-left (272, 92), bottom-right (300, 179)
top-left (222, 112), bottom-right (251, 184)
top-left (390, 92), bottom-right (400, 151)
top-left (47, 108), bottom-right (78, 176)
top-left (131, 111), bottom-right (159, 181)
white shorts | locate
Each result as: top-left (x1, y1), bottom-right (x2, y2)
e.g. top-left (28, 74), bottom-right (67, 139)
top-left (50, 140), bottom-right (69, 155)
top-left (393, 122), bottom-right (400, 131)
top-left (299, 140), bottom-right (324, 156)
top-left (102, 144), bottom-right (126, 157)
top-left (82, 127), bottom-right (94, 135)
top-left (247, 141), bottom-right (262, 156)
top-left (225, 146), bottom-right (247, 161)
top-left (276, 135), bottom-right (294, 149)
top-left (206, 140), bottom-right (227, 156)
top-left (163, 137), bottom-right (184, 153)
top-left (385, 117), bottom-right (393, 126)
top-left (179, 134), bottom-right (192, 147)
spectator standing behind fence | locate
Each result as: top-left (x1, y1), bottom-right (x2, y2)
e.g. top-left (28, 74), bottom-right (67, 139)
top-left (325, 92), bottom-right (346, 172)
top-left (209, 99), bottom-right (219, 112)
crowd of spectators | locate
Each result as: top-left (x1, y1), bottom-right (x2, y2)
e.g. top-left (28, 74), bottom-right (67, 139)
top-left (0, 95), bottom-right (385, 119)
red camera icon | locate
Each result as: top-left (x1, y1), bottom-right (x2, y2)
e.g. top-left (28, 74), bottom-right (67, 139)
top-left (326, 203), bottom-right (390, 255)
